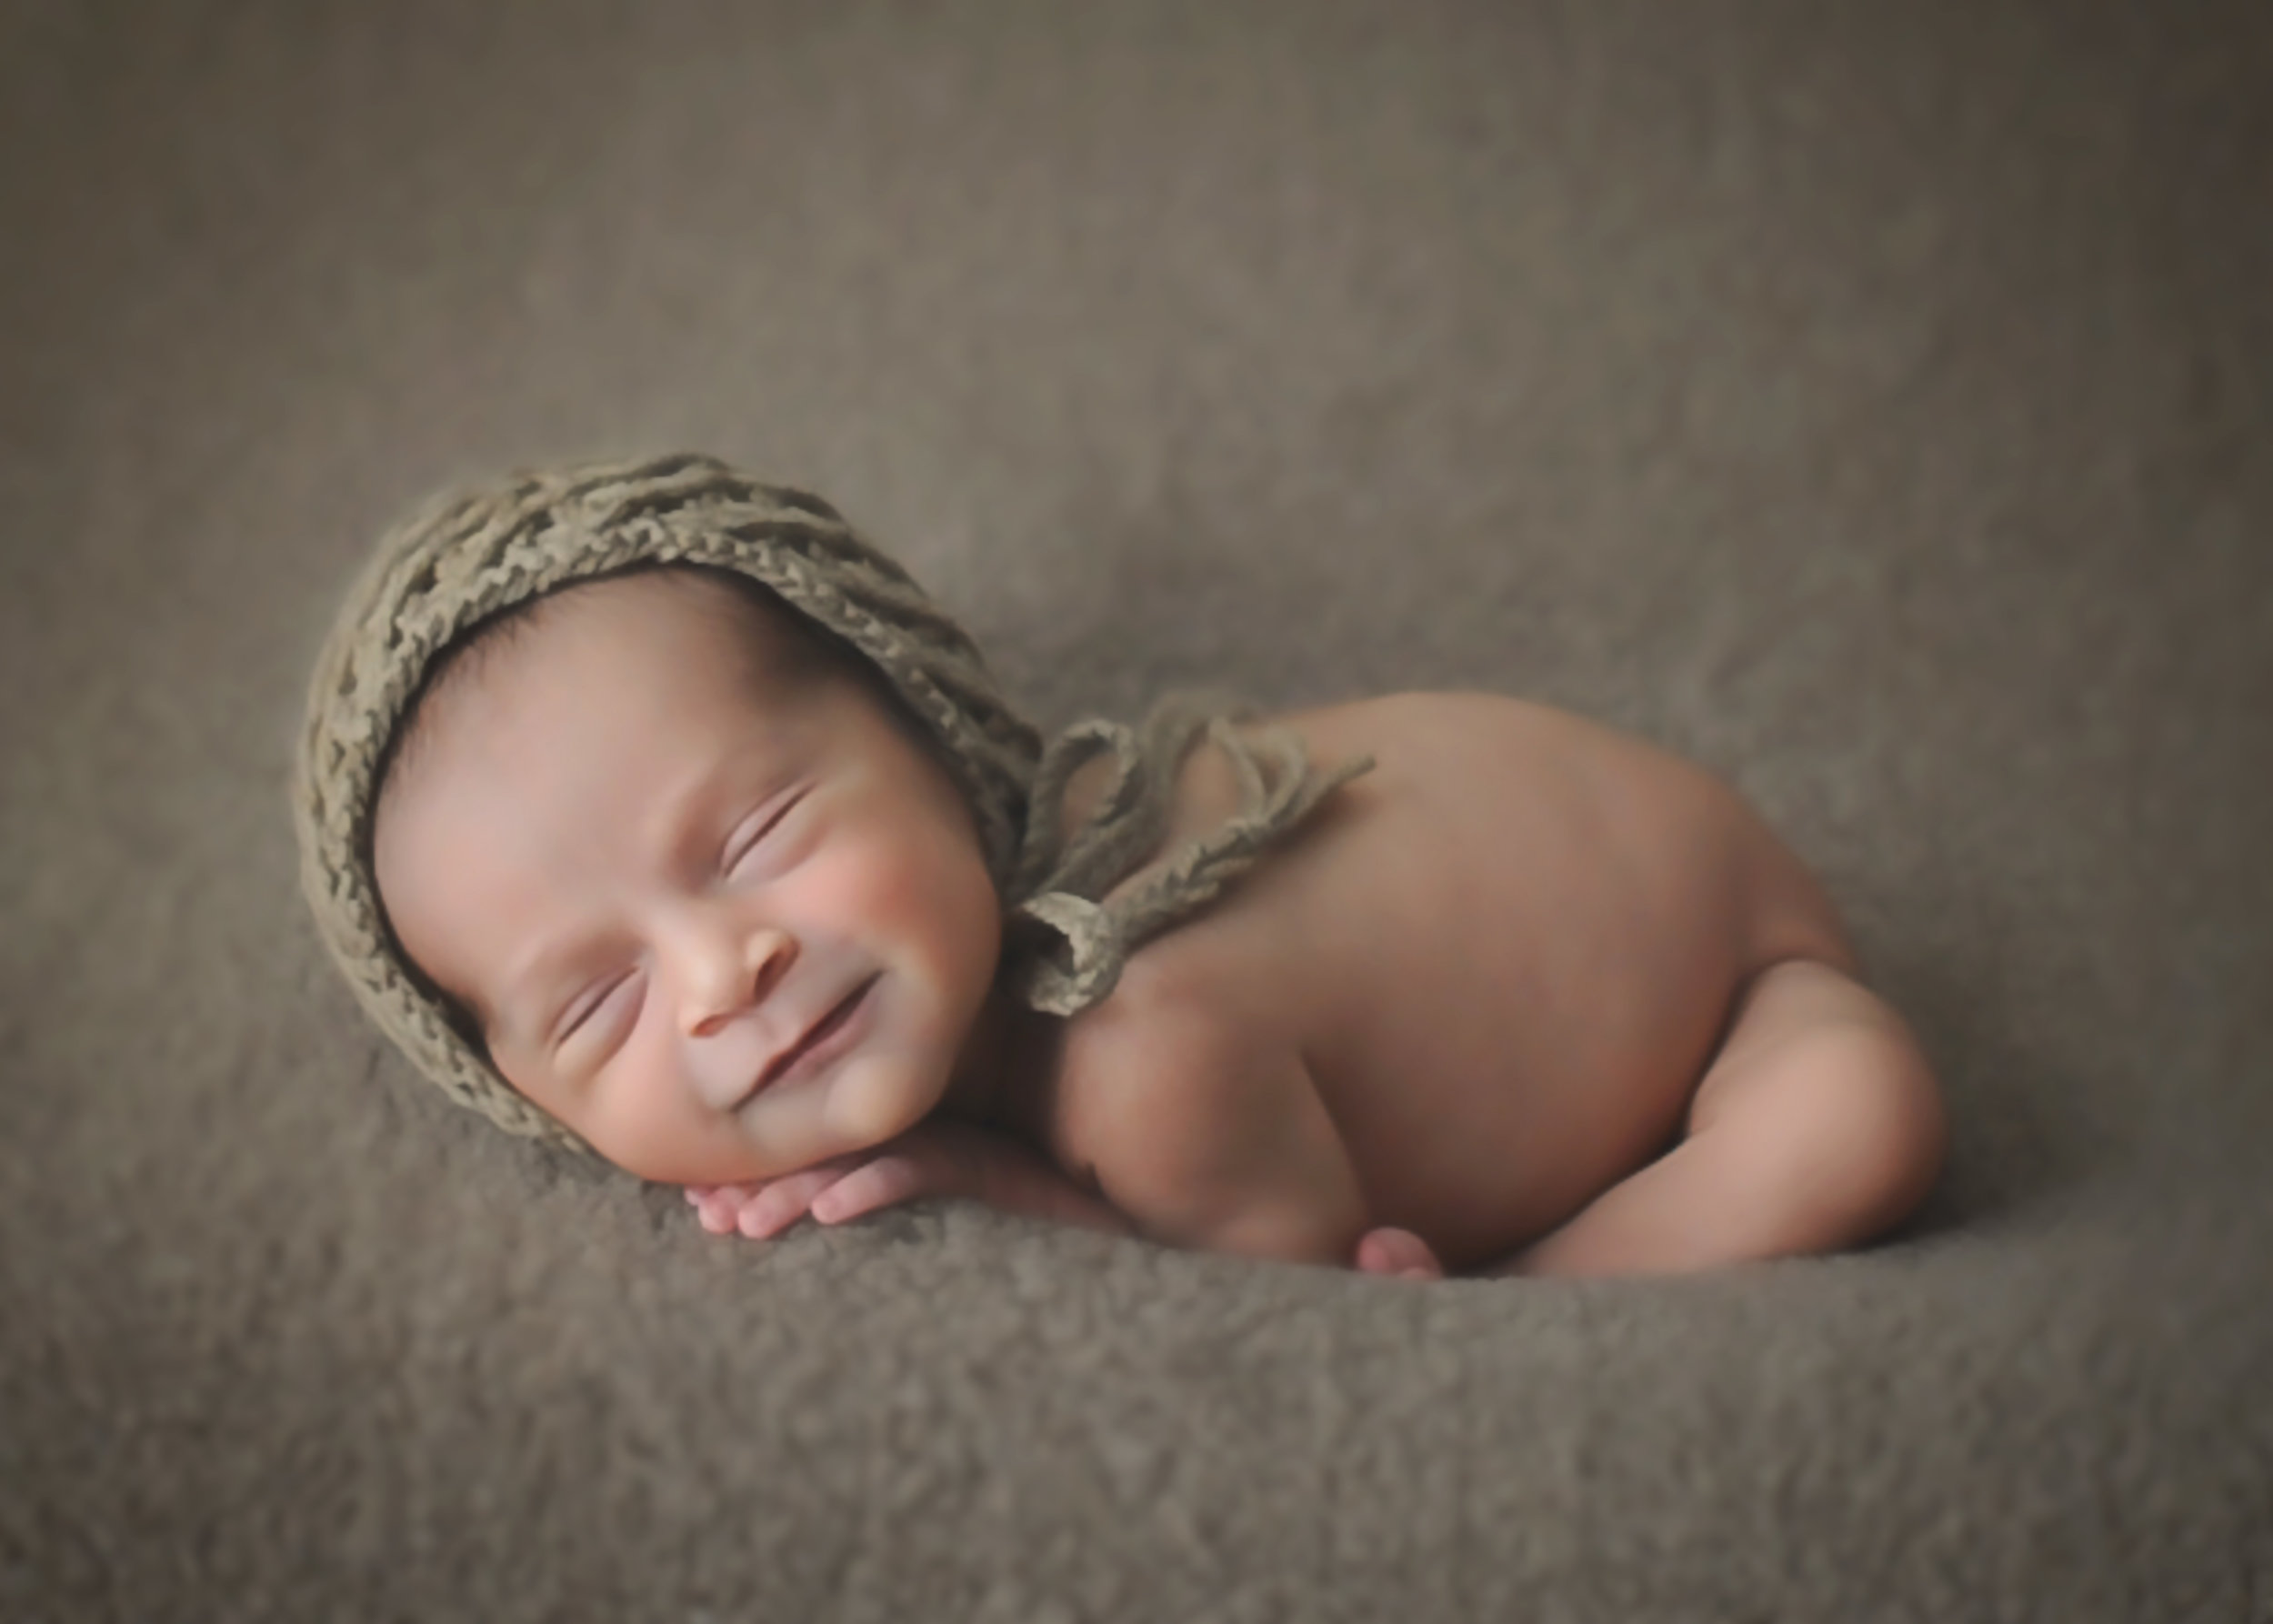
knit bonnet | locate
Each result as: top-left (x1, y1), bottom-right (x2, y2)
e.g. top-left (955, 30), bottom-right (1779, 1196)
top-left (295, 452), bottom-right (1367, 1152)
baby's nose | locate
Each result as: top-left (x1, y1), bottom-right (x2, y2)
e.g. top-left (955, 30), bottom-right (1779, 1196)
top-left (680, 920), bottom-right (796, 1039)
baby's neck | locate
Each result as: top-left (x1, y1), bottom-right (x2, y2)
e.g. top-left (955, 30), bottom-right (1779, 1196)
top-left (940, 987), bottom-right (1064, 1149)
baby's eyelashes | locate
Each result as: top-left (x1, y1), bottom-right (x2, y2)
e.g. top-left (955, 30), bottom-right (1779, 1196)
top-left (554, 969), bottom-right (643, 1053)
top-left (554, 977), bottom-right (612, 1042)
top-left (723, 787), bottom-right (813, 881)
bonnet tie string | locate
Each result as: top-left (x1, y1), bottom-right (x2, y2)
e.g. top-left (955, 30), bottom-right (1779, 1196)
top-left (1003, 692), bottom-right (1373, 1017)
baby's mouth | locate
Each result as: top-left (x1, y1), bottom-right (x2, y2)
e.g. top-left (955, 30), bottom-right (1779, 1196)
top-left (741, 975), bottom-right (880, 1107)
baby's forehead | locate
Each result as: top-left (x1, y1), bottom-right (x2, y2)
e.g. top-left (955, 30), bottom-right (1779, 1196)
top-left (380, 567), bottom-right (816, 802)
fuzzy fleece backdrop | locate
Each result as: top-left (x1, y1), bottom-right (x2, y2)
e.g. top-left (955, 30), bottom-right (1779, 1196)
top-left (4, 3), bottom-right (2269, 1620)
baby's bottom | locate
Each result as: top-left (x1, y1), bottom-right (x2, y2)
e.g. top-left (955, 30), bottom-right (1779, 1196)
top-left (1360, 957), bottom-right (1946, 1279)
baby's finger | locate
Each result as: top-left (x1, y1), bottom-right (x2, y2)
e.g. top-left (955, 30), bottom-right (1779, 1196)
top-left (808, 1156), bottom-right (926, 1225)
top-left (686, 1181), bottom-right (759, 1215)
top-left (688, 1182), bottom-right (777, 1234)
top-left (691, 1190), bottom-right (743, 1234)
top-left (735, 1167), bottom-right (848, 1239)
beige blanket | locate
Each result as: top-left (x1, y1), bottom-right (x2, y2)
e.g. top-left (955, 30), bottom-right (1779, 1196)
top-left (5, 3), bottom-right (2268, 1618)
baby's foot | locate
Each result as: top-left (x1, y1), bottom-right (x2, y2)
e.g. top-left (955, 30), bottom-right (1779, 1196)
top-left (1354, 1226), bottom-right (1446, 1281)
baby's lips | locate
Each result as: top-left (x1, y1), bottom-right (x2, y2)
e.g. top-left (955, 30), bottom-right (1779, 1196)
top-left (747, 974), bottom-right (881, 1103)
top-left (681, 1014), bottom-right (784, 1112)
top-left (699, 977), bottom-right (847, 1113)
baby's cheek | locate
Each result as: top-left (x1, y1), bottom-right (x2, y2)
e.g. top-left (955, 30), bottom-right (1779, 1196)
top-left (823, 1056), bottom-right (926, 1148)
top-left (807, 830), bottom-right (1000, 977)
top-left (575, 1060), bottom-right (709, 1178)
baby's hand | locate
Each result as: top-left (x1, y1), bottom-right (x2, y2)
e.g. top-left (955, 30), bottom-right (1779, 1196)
top-left (1354, 1225), bottom-right (1446, 1281)
top-left (685, 1152), bottom-right (886, 1240)
top-left (684, 1138), bottom-right (955, 1240)
top-left (684, 1118), bottom-right (1098, 1241)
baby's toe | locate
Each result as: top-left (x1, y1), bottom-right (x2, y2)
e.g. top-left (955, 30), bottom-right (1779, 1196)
top-left (1357, 1227), bottom-right (1445, 1280)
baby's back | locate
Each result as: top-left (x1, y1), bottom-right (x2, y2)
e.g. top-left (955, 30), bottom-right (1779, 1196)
top-left (1077, 693), bottom-right (1852, 1271)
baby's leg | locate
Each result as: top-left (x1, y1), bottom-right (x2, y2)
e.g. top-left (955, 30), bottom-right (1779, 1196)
top-left (1497, 958), bottom-right (1945, 1278)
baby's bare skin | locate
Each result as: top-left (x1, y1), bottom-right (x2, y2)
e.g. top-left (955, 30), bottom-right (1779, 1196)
top-left (990, 696), bottom-right (1946, 1276)
top-left (376, 571), bottom-right (1942, 1278)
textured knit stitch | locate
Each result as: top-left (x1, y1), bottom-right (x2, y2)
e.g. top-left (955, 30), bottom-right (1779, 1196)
top-left (294, 453), bottom-right (1369, 1151)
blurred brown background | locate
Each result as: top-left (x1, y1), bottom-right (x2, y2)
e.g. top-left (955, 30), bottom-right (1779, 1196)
top-left (4, 4), bottom-right (2268, 1619)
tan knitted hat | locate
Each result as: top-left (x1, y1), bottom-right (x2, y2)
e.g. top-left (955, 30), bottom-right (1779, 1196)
top-left (295, 452), bottom-right (1367, 1152)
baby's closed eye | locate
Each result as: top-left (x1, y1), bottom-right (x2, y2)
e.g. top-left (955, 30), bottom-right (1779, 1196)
top-left (556, 968), bottom-right (644, 1052)
top-left (724, 787), bottom-right (812, 880)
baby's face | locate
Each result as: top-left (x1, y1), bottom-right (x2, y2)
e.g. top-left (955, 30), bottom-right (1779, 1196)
top-left (372, 571), bottom-right (1005, 1184)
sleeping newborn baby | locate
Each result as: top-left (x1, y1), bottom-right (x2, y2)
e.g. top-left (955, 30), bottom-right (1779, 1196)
top-left (298, 454), bottom-right (1944, 1279)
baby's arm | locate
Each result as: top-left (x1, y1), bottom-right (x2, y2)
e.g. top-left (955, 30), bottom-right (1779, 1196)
top-left (1065, 1006), bottom-right (1375, 1268)
top-left (691, 1008), bottom-right (1424, 1275)
top-left (687, 1117), bottom-right (1134, 1241)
